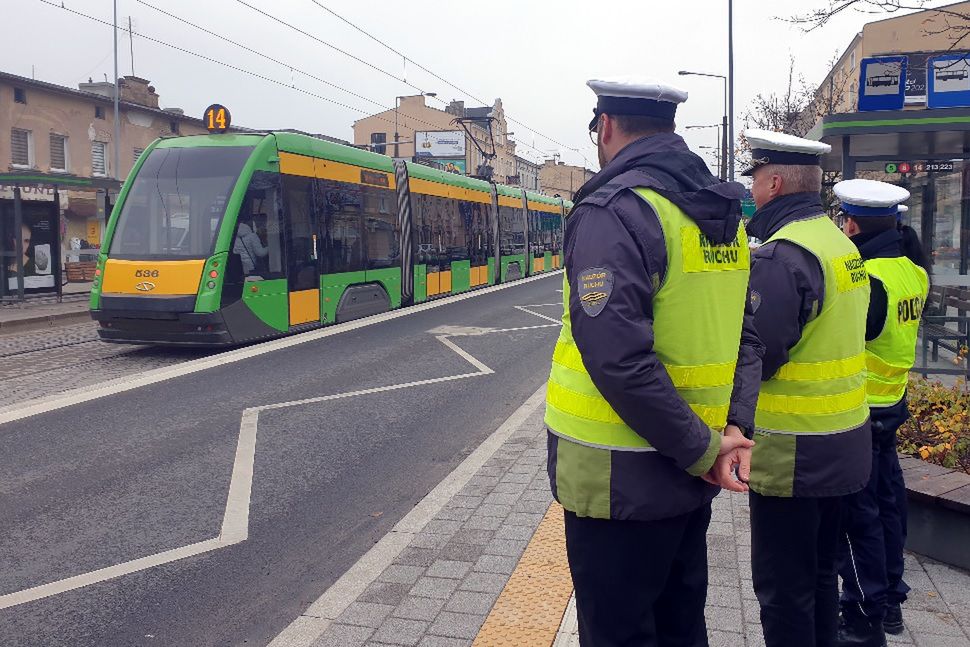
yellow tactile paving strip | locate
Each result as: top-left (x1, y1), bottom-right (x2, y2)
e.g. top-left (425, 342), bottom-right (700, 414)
top-left (472, 503), bottom-right (574, 647)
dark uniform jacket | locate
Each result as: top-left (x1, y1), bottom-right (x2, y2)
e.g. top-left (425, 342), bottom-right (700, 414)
top-left (728, 192), bottom-right (871, 498)
top-left (547, 132), bottom-right (763, 520)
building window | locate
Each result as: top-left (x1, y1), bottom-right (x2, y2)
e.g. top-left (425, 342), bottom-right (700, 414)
top-left (91, 141), bottom-right (108, 176)
top-left (95, 105), bottom-right (105, 119)
top-left (850, 51), bottom-right (856, 69)
top-left (14, 87), bottom-right (27, 104)
top-left (11, 128), bottom-right (32, 167)
top-left (133, 147), bottom-right (145, 164)
top-left (50, 133), bottom-right (68, 172)
top-left (170, 120), bottom-right (179, 134)
top-left (370, 132), bottom-right (386, 155)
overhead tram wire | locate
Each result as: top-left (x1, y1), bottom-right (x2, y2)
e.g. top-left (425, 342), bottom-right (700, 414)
top-left (39, 1), bottom-right (589, 171)
top-left (305, 0), bottom-right (588, 158)
top-left (231, 0), bottom-right (439, 100)
top-left (36, 0), bottom-right (456, 136)
top-left (306, 0), bottom-right (476, 106)
top-left (142, 0), bottom-right (562, 161)
top-left (131, 0), bottom-right (460, 135)
top-left (134, 0), bottom-right (387, 112)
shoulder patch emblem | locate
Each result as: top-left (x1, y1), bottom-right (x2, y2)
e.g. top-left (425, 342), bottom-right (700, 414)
top-left (749, 290), bottom-right (762, 314)
top-left (577, 267), bottom-right (614, 317)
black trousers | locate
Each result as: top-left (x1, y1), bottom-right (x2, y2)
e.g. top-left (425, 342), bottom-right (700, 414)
top-left (750, 492), bottom-right (841, 647)
top-left (839, 419), bottom-right (910, 619)
top-left (564, 503), bottom-right (712, 647)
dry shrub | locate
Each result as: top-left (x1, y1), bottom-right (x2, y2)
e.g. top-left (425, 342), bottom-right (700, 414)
top-left (899, 377), bottom-right (970, 474)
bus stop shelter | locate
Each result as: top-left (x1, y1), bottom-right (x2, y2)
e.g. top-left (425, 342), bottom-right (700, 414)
top-left (0, 172), bottom-right (118, 304)
top-left (809, 107), bottom-right (970, 375)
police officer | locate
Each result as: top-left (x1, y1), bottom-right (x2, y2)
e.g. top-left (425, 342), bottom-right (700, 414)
top-left (546, 77), bottom-right (757, 646)
top-left (728, 130), bottom-right (872, 647)
top-left (834, 180), bottom-right (930, 647)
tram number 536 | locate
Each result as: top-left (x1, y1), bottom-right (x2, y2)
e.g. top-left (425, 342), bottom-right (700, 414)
top-left (135, 269), bottom-right (160, 278)
top-left (203, 104), bottom-right (231, 134)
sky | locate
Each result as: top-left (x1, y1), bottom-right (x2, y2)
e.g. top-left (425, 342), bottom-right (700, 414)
top-left (2, 0), bottom-right (943, 175)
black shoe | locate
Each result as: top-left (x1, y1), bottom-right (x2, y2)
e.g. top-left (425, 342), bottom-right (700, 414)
top-left (883, 603), bottom-right (904, 635)
top-left (838, 612), bottom-right (887, 647)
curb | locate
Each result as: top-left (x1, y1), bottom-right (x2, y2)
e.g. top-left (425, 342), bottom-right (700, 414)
top-left (268, 385), bottom-right (548, 647)
top-left (0, 309), bottom-right (92, 334)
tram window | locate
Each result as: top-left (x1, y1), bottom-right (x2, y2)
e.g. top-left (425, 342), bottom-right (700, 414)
top-left (439, 196), bottom-right (466, 264)
top-left (109, 145), bottom-right (251, 259)
top-left (526, 209), bottom-right (539, 256)
top-left (224, 171), bottom-right (284, 304)
top-left (540, 212), bottom-right (554, 252)
top-left (455, 200), bottom-right (476, 264)
top-left (362, 185), bottom-right (399, 270)
top-left (315, 179), bottom-right (364, 275)
top-left (413, 193), bottom-right (451, 272)
top-left (499, 205), bottom-right (525, 256)
top-left (467, 200), bottom-right (489, 266)
top-left (282, 175), bottom-right (317, 291)
top-left (412, 193), bottom-right (435, 270)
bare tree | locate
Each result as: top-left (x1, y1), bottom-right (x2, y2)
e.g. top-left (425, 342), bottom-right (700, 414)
top-left (736, 56), bottom-right (851, 161)
top-left (789, 1), bottom-right (970, 50)
top-left (738, 55), bottom-right (854, 215)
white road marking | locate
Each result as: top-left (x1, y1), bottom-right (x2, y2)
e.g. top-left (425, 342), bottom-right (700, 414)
top-left (0, 538), bottom-right (227, 611)
top-left (268, 384), bottom-right (548, 647)
top-left (488, 324), bottom-right (560, 334)
top-left (220, 410), bottom-right (259, 544)
top-left (425, 325), bottom-right (497, 337)
top-left (0, 305), bottom-right (560, 611)
top-left (0, 271), bottom-right (561, 428)
top-left (515, 304), bottom-right (562, 324)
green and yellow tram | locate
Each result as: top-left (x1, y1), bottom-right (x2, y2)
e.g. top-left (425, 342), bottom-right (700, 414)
top-left (90, 130), bottom-right (570, 345)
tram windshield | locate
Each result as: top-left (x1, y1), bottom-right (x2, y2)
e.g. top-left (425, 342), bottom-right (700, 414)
top-left (109, 145), bottom-right (253, 259)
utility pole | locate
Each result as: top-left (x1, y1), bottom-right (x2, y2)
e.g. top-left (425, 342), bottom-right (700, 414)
top-left (728, 0), bottom-right (735, 181)
top-left (128, 16), bottom-right (135, 76)
top-left (394, 96), bottom-right (400, 159)
top-left (678, 73), bottom-right (728, 181)
top-left (113, 0), bottom-right (121, 181)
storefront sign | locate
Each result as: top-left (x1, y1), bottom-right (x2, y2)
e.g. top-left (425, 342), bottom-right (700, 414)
top-left (859, 57), bottom-right (907, 111)
top-left (0, 185), bottom-right (56, 201)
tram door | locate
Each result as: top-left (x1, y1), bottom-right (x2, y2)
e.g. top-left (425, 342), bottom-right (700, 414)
top-left (281, 175), bottom-right (320, 327)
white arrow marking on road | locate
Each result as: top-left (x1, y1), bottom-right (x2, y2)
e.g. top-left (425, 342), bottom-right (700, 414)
top-left (0, 305), bottom-right (560, 610)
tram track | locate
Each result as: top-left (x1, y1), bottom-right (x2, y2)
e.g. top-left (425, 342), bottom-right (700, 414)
top-left (0, 338), bottom-right (102, 360)
top-left (0, 325), bottom-right (216, 407)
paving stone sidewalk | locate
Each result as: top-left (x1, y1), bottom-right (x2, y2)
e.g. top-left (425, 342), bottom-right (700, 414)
top-left (309, 399), bottom-right (970, 647)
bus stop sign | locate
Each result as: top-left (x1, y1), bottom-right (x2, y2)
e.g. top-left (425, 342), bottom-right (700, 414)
top-left (859, 57), bottom-right (907, 112)
top-left (928, 54), bottom-right (970, 108)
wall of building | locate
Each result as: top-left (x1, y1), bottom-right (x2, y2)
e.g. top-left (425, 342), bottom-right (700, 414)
top-left (539, 160), bottom-right (594, 200)
top-left (352, 95), bottom-right (517, 180)
top-left (514, 155), bottom-right (540, 190)
top-left (863, 2), bottom-right (970, 55)
top-left (1, 75), bottom-right (208, 180)
top-left (1, 73), bottom-right (212, 288)
top-left (353, 95), bottom-right (455, 160)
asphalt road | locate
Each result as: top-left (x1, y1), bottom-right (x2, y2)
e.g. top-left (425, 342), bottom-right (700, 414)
top-left (0, 274), bottom-right (562, 647)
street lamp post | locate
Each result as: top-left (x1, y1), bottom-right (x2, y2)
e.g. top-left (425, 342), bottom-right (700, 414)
top-left (394, 92), bottom-right (437, 159)
top-left (698, 145), bottom-right (721, 175)
top-left (113, 0), bottom-right (120, 181)
top-left (678, 70), bottom-right (728, 182)
top-left (729, 0), bottom-right (735, 182)
top-left (686, 124), bottom-right (723, 179)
